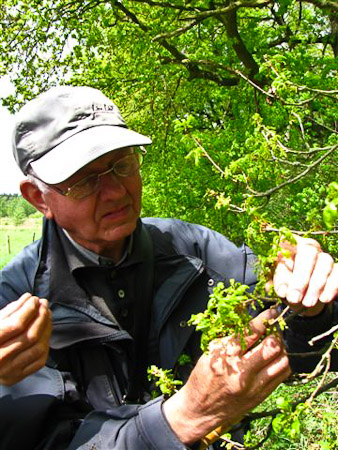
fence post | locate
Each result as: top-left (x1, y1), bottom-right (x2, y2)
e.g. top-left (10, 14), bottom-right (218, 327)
top-left (7, 235), bottom-right (11, 254)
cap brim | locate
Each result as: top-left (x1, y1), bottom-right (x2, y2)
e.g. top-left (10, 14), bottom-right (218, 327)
top-left (30, 125), bottom-right (152, 184)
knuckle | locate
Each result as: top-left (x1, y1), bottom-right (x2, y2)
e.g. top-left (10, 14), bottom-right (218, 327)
top-left (304, 244), bottom-right (321, 258)
top-left (299, 236), bottom-right (321, 249)
top-left (35, 357), bottom-right (47, 371)
top-left (31, 342), bottom-right (48, 360)
top-left (8, 317), bottom-right (26, 335)
top-left (262, 336), bottom-right (282, 357)
top-left (317, 252), bottom-right (333, 265)
top-left (26, 329), bottom-right (40, 346)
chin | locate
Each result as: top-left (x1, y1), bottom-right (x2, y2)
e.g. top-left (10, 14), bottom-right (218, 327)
top-left (103, 220), bottom-right (137, 241)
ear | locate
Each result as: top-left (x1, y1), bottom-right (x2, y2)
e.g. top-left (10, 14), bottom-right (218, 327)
top-left (20, 180), bottom-right (54, 219)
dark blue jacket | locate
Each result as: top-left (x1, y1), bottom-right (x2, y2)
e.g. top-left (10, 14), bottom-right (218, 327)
top-left (0, 218), bottom-right (336, 449)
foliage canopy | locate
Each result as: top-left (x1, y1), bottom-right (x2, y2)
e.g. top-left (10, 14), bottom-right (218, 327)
top-left (0, 0), bottom-right (337, 257)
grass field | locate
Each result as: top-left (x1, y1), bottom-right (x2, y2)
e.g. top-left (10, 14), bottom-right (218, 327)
top-left (0, 217), bottom-right (43, 269)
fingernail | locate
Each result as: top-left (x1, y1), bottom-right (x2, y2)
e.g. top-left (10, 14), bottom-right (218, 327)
top-left (288, 290), bottom-right (301, 303)
top-left (268, 306), bottom-right (279, 318)
top-left (302, 296), bottom-right (317, 307)
top-left (276, 284), bottom-right (287, 298)
top-left (319, 293), bottom-right (328, 303)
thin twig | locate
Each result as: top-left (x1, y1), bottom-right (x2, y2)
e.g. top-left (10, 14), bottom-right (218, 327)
top-left (306, 334), bottom-right (338, 380)
top-left (307, 356), bottom-right (331, 401)
top-left (275, 140), bottom-right (335, 155)
top-left (291, 111), bottom-right (310, 149)
top-left (309, 323), bottom-right (338, 345)
top-left (191, 136), bottom-right (227, 176)
top-left (263, 226), bottom-right (338, 236)
top-left (250, 144), bottom-right (337, 198)
top-left (183, 0), bottom-right (272, 21)
top-left (152, 20), bottom-right (199, 41)
top-left (297, 85), bottom-right (338, 95)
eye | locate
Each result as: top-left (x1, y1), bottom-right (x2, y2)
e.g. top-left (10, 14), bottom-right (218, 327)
top-left (69, 175), bottom-right (98, 197)
top-left (116, 160), bottom-right (131, 173)
top-left (114, 155), bottom-right (139, 175)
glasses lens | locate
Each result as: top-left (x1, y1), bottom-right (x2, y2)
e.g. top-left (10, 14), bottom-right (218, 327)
top-left (114, 154), bottom-right (141, 177)
top-left (65, 150), bottom-right (145, 200)
top-left (67, 175), bottom-right (100, 199)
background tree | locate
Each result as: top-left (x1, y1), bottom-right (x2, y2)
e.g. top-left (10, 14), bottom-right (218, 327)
top-left (0, 194), bottom-right (36, 222)
top-left (0, 0), bottom-right (337, 256)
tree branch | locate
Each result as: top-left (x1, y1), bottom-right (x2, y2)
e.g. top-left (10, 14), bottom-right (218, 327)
top-left (152, 19), bottom-right (201, 42)
top-left (183, 0), bottom-right (273, 21)
top-left (250, 144), bottom-right (338, 198)
top-left (309, 324), bottom-right (338, 345)
top-left (129, 0), bottom-right (206, 12)
top-left (191, 136), bottom-right (227, 176)
top-left (114, 1), bottom-right (238, 86)
top-left (216, 7), bottom-right (260, 76)
top-left (263, 226), bottom-right (338, 235)
top-left (301, 0), bottom-right (338, 12)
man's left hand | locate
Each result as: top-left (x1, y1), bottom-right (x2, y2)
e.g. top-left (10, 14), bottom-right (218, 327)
top-left (270, 235), bottom-right (337, 316)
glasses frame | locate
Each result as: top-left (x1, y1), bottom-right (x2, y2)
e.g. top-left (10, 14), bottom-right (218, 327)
top-left (33, 146), bottom-right (147, 200)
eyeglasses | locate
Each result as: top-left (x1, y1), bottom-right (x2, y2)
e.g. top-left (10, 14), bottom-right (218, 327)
top-left (37, 147), bottom-right (146, 200)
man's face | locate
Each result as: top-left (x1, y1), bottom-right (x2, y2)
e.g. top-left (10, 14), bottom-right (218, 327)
top-left (41, 148), bottom-right (142, 260)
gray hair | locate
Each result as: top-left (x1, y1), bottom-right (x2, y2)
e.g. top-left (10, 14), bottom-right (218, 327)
top-left (26, 169), bottom-right (49, 194)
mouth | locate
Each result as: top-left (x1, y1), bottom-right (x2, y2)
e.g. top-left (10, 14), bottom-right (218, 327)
top-left (102, 205), bottom-right (131, 221)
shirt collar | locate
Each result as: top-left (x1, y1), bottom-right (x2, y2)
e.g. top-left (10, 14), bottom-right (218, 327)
top-left (59, 220), bottom-right (147, 273)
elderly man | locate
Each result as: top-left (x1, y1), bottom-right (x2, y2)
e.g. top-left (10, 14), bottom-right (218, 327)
top-left (0, 86), bottom-right (337, 450)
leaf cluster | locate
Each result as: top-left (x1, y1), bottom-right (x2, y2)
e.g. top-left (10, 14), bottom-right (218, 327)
top-left (147, 365), bottom-right (183, 398)
top-left (188, 280), bottom-right (260, 352)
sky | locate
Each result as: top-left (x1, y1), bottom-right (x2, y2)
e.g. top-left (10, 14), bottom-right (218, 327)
top-left (0, 76), bottom-right (23, 194)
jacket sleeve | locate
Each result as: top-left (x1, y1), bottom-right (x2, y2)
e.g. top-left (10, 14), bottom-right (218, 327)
top-left (0, 240), bottom-right (41, 306)
top-left (0, 367), bottom-right (187, 450)
top-left (284, 301), bottom-right (338, 373)
top-left (68, 398), bottom-right (186, 450)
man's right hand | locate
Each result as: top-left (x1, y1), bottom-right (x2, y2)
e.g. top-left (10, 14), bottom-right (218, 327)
top-left (0, 293), bottom-right (52, 386)
top-left (163, 308), bottom-right (291, 446)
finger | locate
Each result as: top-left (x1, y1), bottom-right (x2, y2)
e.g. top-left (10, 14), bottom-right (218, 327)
top-left (38, 298), bottom-right (49, 308)
top-left (293, 235), bottom-right (321, 251)
top-left (0, 303), bottom-right (52, 362)
top-left (0, 293), bottom-right (34, 320)
top-left (243, 334), bottom-right (285, 371)
top-left (245, 307), bottom-right (279, 348)
top-left (254, 353), bottom-right (291, 398)
top-left (0, 327), bottom-right (51, 385)
top-left (240, 341), bottom-right (290, 412)
top-left (26, 302), bottom-right (52, 344)
top-left (319, 263), bottom-right (338, 303)
top-left (273, 257), bottom-right (294, 298)
top-left (302, 253), bottom-right (334, 307)
top-left (211, 308), bottom-right (280, 357)
top-left (21, 320), bottom-right (52, 374)
top-left (285, 243), bottom-right (320, 305)
top-left (0, 296), bottom-right (41, 344)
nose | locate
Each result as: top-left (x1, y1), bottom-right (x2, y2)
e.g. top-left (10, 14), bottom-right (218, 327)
top-left (98, 172), bottom-right (127, 200)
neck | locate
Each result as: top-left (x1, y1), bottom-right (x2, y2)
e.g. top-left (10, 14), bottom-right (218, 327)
top-left (62, 229), bottom-right (126, 263)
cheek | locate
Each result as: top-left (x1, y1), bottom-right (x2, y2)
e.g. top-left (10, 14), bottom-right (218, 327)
top-left (128, 175), bottom-right (142, 211)
top-left (46, 194), bottom-right (96, 229)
